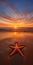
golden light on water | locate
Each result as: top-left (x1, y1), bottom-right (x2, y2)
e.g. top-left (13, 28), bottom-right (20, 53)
top-left (0, 32), bottom-right (33, 40)
top-left (14, 32), bottom-right (17, 35)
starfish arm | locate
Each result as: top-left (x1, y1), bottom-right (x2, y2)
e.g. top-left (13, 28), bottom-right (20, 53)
top-left (17, 48), bottom-right (24, 57)
top-left (9, 46), bottom-right (15, 48)
top-left (9, 49), bottom-right (16, 56)
top-left (19, 46), bottom-right (25, 48)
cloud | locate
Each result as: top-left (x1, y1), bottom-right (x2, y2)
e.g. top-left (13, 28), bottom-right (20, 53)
top-left (0, 15), bottom-right (13, 24)
top-left (1, 1), bottom-right (6, 6)
top-left (0, 1), bottom-right (33, 24)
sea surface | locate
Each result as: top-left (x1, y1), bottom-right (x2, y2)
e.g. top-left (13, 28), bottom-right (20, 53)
top-left (0, 32), bottom-right (33, 65)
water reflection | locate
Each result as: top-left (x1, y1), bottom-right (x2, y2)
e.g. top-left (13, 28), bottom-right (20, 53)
top-left (0, 32), bottom-right (33, 40)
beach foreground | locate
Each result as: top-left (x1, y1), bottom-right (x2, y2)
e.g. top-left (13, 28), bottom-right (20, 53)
top-left (0, 32), bottom-right (33, 65)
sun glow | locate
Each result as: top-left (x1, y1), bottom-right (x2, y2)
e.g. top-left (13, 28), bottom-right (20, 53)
top-left (0, 22), bottom-right (33, 28)
top-left (14, 25), bottom-right (17, 29)
top-left (10, 22), bottom-right (33, 28)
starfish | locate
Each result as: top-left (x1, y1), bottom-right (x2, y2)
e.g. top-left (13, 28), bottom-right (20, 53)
top-left (9, 42), bottom-right (25, 57)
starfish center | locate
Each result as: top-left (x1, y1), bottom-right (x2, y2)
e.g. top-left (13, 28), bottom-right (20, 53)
top-left (15, 43), bottom-right (18, 49)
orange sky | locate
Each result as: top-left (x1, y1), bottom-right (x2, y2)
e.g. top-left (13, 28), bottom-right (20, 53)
top-left (0, 16), bottom-right (33, 28)
top-left (0, 23), bottom-right (33, 28)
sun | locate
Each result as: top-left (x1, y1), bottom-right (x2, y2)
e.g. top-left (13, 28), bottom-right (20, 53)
top-left (14, 25), bottom-right (17, 29)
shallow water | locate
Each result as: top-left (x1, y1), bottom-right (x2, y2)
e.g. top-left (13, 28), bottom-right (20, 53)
top-left (0, 32), bottom-right (33, 65)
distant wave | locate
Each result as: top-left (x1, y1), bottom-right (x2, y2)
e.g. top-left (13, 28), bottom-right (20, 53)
top-left (0, 27), bottom-right (33, 32)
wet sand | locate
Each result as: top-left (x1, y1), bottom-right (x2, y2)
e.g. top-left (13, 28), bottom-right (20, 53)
top-left (0, 32), bottom-right (33, 65)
